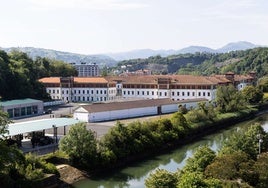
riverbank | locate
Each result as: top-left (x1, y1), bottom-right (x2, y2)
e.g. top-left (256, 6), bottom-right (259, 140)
top-left (50, 105), bottom-right (267, 186)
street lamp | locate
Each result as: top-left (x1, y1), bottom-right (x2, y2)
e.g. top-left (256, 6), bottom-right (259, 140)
top-left (52, 125), bottom-right (57, 153)
top-left (257, 134), bottom-right (263, 155)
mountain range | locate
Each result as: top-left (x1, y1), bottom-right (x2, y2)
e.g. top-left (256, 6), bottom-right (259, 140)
top-left (108, 41), bottom-right (259, 61)
top-left (0, 41), bottom-right (260, 66)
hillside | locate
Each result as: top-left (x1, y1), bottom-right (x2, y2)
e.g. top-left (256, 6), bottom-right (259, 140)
top-left (1, 47), bottom-right (117, 67)
top-left (108, 41), bottom-right (258, 61)
top-left (116, 47), bottom-right (268, 77)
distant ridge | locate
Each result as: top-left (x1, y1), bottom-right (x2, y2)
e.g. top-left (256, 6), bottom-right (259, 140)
top-left (0, 41), bottom-right (260, 63)
top-left (0, 47), bottom-right (117, 67)
top-left (107, 41), bottom-right (259, 61)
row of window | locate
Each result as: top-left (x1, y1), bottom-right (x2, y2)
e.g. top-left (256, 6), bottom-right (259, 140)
top-left (123, 90), bottom-right (211, 97)
top-left (48, 89), bottom-right (116, 95)
top-left (172, 91), bottom-right (210, 97)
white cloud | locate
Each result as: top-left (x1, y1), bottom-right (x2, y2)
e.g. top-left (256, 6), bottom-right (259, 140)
top-left (27, 0), bottom-right (148, 11)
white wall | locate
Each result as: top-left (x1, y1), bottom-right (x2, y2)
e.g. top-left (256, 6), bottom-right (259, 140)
top-left (161, 104), bottom-right (178, 114)
top-left (86, 106), bottom-right (157, 122)
top-left (73, 112), bottom-right (89, 122)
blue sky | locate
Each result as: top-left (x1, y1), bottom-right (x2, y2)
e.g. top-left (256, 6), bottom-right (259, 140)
top-left (0, 0), bottom-right (267, 54)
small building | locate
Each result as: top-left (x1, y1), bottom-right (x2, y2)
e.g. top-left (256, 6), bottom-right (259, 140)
top-left (73, 98), bottom-right (205, 122)
top-left (0, 98), bottom-right (43, 119)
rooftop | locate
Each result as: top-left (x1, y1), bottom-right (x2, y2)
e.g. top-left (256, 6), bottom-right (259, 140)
top-left (0, 98), bottom-right (43, 107)
top-left (6, 118), bottom-right (80, 136)
top-left (78, 98), bottom-right (207, 113)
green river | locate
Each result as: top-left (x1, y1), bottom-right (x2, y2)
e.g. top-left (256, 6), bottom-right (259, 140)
top-left (74, 112), bottom-right (268, 188)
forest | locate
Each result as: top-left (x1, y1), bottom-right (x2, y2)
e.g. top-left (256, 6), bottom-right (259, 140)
top-left (0, 50), bottom-right (77, 101)
top-left (116, 47), bottom-right (268, 77)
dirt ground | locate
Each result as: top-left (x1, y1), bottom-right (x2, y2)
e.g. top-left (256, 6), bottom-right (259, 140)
top-left (57, 164), bottom-right (89, 185)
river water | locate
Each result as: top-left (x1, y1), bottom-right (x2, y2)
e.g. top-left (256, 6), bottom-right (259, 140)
top-left (74, 113), bottom-right (268, 188)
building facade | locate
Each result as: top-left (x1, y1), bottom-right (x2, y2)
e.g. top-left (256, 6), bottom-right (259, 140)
top-left (0, 98), bottom-right (43, 119)
top-left (72, 63), bottom-right (100, 77)
top-left (39, 72), bottom-right (256, 103)
top-left (39, 77), bottom-right (117, 102)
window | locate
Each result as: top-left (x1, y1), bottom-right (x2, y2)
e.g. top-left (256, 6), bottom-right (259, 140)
top-left (192, 92), bottom-right (195, 96)
top-left (100, 90), bottom-right (103, 94)
top-left (165, 92), bottom-right (167, 96)
top-left (83, 90), bottom-right (85, 94)
top-left (132, 91), bottom-right (134, 95)
top-left (142, 91), bottom-right (145, 95)
top-left (147, 91), bottom-right (149, 95)
top-left (66, 90), bottom-right (69, 94)
top-left (208, 92), bottom-right (210, 96)
top-left (159, 92), bottom-right (162, 96)
top-left (128, 91), bottom-right (130, 95)
top-left (177, 92), bottom-right (180, 96)
top-left (91, 90), bottom-right (93, 94)
top-left (187, 92), bottom-right (190, 96)
top-left (198, 92), bottom-right (201, 96)
top-left (203, 92), bottom-right (205, 96)
top-left (104, 90), bottom-right (107, 94)
top-left (123, 91), bottom-right (126, 95)
top-left (21, 107), bottom-right (26, 116)
top-left (96, 90), bottom-right (99, 94)
top-left (172, 92), bottom-right (174, 96)
top-left (182, 92), bottom-right (185, 96)
top-left (152, 91), bottom-right (154, 95)
top-left (78, 90), bottom-right (80, 94)
top-left (62, 90), bottom-right (64, 94)
top-left (137, 91), bottom-right (140, 95)
top-left (87, 90), bottom-right (89, 94)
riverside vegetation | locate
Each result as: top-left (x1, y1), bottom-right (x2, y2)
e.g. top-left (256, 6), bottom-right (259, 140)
top-left (58, 85), bottom-right (263, 175)
top-left (0, 84), bottom-right (264, 187)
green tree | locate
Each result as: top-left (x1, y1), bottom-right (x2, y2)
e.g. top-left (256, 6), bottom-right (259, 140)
top-left (183, 146), bottom-right (216, 173)
top-left (242, 85), bottom-right (263, 104)
top-left (254, 153), bottom-right (268, 187)
top-left (216, 85), bottom-right (246, 112)
top-left (145, 169), bottom-right (177, 188)
top-left (221, 123), bottom-right (268, 160)
top-left (59, 123), bottom-right (97, 168)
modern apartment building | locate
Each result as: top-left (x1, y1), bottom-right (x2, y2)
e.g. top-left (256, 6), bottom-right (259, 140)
top-left (72, 62), bottom-right (100, 77)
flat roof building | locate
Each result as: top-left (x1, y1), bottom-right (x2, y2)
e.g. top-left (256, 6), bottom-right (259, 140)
top-left (0, 98), bottom-right (43, 119)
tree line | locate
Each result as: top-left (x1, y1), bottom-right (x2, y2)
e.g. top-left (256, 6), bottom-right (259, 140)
top-left (0, 50), bottom-right (77, 100)
top-left (116, 47), bottom-right (268, 78)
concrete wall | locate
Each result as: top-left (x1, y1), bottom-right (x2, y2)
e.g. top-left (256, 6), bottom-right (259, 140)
top-left (161, 104), bottom-right (178, 114)
top-left (87, 106), bottom-right (157, 122)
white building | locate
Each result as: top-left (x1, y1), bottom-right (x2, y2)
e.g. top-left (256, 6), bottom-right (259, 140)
top-left (39, 77), bottom-right (117, 102)
top-left (73, 98), bottom-right (205, 122)
top-left (39, 72), bottom-right (256, 103)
